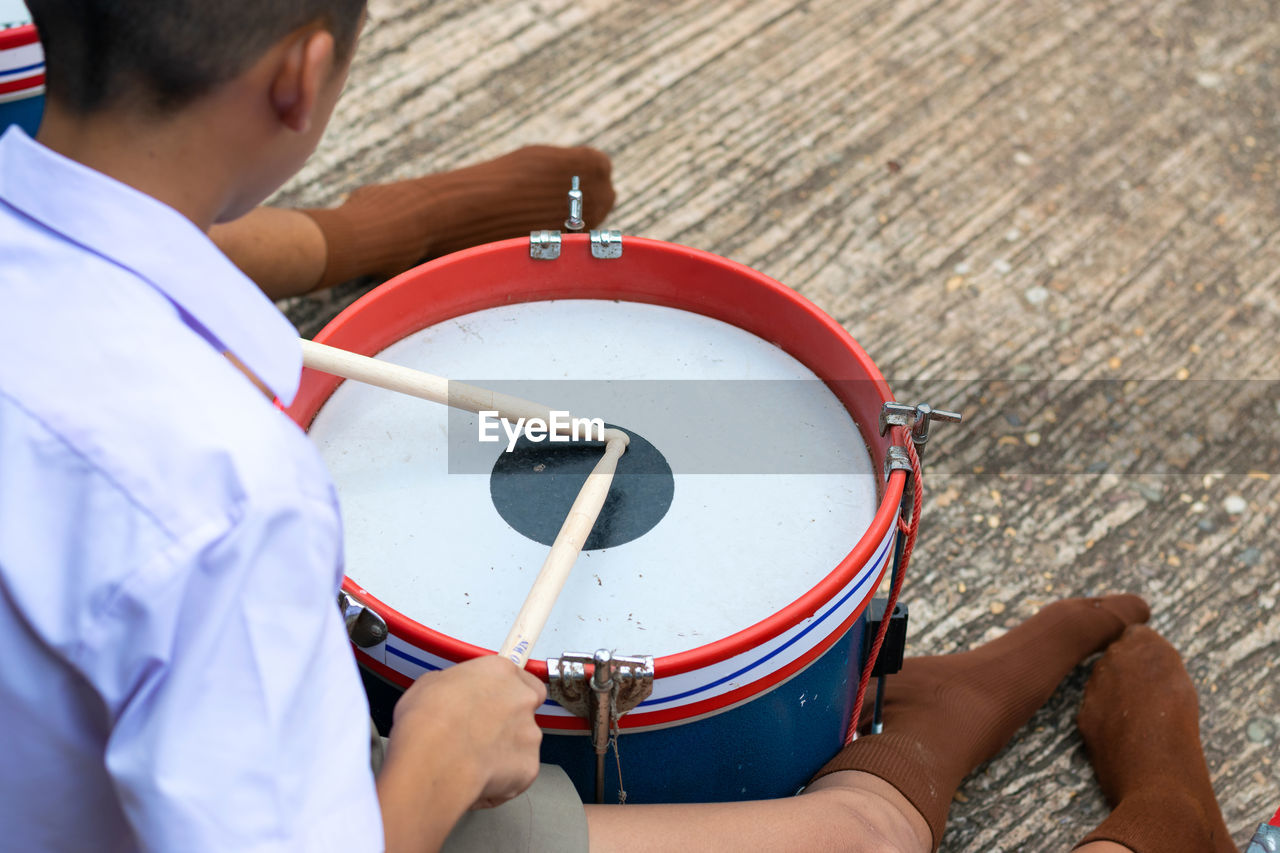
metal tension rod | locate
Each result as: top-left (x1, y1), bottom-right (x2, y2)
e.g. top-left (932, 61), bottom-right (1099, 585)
top-left (870, 401), bottom-right (962, 733)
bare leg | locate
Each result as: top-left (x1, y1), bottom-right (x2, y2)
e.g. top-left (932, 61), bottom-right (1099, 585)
top-left (1075, 844), bottom-right (1134, 853)
top-left (585, 770), bottom-right (930, 853)
top-left (209, 208), bottom-right (327, 300)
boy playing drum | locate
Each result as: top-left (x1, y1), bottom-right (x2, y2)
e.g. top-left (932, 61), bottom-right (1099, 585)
top-left (0, 2), bottom-right (1236, 851)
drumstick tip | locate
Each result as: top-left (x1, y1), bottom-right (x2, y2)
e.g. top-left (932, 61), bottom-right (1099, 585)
top-left (603, 427), bottom-right (630, 449)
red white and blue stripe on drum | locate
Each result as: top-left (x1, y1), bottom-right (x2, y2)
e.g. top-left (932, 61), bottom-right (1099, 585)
top-left (0, 22), bottom-right (45, 137)
top-left (353, 518), bottom-right (897, 733)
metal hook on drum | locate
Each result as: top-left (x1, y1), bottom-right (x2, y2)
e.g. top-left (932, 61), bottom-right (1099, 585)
top-left (530, 177), bottom-right (623, 260)
top-left (548, 649), bottom-right (654, 804)
top-left (865, 401), bottom-right (962, 734)
top-left (338, 591), bottom-right (389, 649)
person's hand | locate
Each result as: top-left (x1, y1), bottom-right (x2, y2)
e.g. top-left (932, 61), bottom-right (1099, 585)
top-left (386, 655), bottom-right (546, 810)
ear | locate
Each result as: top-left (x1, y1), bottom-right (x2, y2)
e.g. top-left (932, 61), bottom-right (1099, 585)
top-left (268, 28), bottom-right (336, 134)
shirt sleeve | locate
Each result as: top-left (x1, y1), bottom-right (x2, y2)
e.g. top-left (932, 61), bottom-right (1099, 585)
top-left (84, 489), bottom-right (384, 853)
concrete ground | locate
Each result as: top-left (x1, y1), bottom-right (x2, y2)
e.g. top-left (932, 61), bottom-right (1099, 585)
top-left (279, 0), bottom-right (1280, 848)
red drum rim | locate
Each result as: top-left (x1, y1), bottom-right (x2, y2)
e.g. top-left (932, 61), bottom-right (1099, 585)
top-left (0, 22), bottom-right (43, 101)
top-left (288, 234), bottom-right (905, 679)
top-left (0, 23), bottom-right (37, 51)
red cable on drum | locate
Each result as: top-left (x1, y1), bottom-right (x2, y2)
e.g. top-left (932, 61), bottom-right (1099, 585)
top-left (845, 427), bottom-right (923, 744)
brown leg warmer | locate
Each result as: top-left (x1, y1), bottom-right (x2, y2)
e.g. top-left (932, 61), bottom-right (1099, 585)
top-left (1074, 624), bottom-right (1235, 853)
top-left (300, 145), bottom-right (614, 290)
top-left (810, 595), bottom-right (1150, 851)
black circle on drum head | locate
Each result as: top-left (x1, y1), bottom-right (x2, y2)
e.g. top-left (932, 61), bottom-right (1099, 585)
top-left (490, 425), bottom-right (674, 550)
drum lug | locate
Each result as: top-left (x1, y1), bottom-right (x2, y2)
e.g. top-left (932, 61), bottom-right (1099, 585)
top-left (529, 229), bottom-right (562, 260)
top-left (883, 444), bottom-right (912, 481)
top-left (547, 650), bottom-right (654, 802)
top-left (548, 649), bottom-right (654, 721)
top-left (879, 401), bottom-right (963, 459)
top-left (529, 228), bottom-right (622, 260)
top-left (531, 177), bottom-right (623, 259)
top-left (337, 591), bottom-right (389, 649)
top-left (589, 230), bottom-right (623, 259)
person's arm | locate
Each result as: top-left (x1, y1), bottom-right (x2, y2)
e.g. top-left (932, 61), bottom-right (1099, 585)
top-left (374, 656), bottom-right (547, 852)
top-left (209, 145), bottom-right (615, 301)
top-left (209, 207), bottom-right (328, 300)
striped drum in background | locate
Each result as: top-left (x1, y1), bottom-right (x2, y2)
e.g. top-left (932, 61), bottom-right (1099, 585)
top-left (0, 2), bottom-right (41, 136)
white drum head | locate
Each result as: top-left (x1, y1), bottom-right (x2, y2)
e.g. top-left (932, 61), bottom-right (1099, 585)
top-left (309, 300), bottom-right (878, 659)
top-left (0, 1), bottom-right (29, 28)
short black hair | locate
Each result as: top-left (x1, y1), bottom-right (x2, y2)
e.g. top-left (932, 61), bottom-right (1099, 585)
top-left (27, 0), bottom-right (366, 114)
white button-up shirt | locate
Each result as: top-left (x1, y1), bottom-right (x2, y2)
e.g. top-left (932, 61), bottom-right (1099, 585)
top-left (0, 127), bottom-right (384, 851)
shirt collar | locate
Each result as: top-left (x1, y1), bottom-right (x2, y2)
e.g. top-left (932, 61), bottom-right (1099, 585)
top-left (0, 126), bottom-right (302, 405)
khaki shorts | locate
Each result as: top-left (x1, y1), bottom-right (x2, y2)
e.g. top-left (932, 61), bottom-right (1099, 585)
top-left (371, 721), bottom-right (588, 852)
top-left (441, 764), bottom-right (589, 853)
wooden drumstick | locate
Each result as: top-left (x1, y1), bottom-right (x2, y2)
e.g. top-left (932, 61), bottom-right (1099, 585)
top-left (498, 429), bottom-right (630, 667)
top-left (300, 338), bottom-right (563, 427)
top-left (300, 338), bottom-right (632, 667)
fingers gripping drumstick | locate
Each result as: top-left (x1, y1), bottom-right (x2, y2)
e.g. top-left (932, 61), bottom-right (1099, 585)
top-left (299, 338), bottom-right (630, 668)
